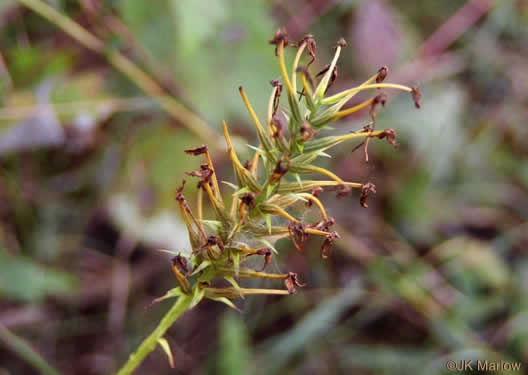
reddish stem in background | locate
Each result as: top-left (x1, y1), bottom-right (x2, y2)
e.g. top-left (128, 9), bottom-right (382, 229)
top-left (420, 0), bottom-right (492, 58)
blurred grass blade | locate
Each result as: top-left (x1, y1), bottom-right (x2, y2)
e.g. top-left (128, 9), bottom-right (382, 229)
top-left (0, 324), bottom-right (62, 375)
top-left (17, 0), bottom-right (219, 148)
top-left (216, 312), bottom-right (252, 375)
top-left (0, 250), bottom-right (77, 302)
top-left (258, 281), bottom-right (364, 374)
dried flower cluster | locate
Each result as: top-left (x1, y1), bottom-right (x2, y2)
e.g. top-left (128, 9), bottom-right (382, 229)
top-left (156, 29), bottom-right (420, 309)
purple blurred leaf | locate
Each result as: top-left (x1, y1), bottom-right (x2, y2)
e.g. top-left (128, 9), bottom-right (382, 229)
top-left (0, 80), bottom-right (64, 155)
top-left (350, 0), bottom-right (401, 72)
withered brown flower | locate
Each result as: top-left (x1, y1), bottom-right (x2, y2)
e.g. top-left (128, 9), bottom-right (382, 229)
top-left (268, 28), bottom-right (289, 56)
top-left (376, 66), bottom-right (389, 83)
top-left (300, 122), bottom-right (316, 142)
top-left (360, 182), bottom-right (377, 208)
top-left (321, 231), bottom-right (340, 258)
top-left (376, 128), bottom-right (397, 147)
top-left (184, 145), bottom-right (208, 156)
top-left (256, 248), bottom-right (272, 270)
top-left (335, 184), bottom-right (352, 199)
top-left (284, 272), bottom-right (306, 294)
top-left (411, 86), bottom-right (422, 108)
top-left (172, 254), bottom-right (190, 276)
top-left (288, 221), bottom-right (308, 252)
top-left (240, 192), bottom-right (256, 210)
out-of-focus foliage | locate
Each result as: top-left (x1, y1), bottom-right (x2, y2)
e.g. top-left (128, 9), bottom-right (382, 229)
top-left (216, 312), bottom-right (252, 375)
top-left (0, 249), bottom-right (77, 302)
top-left (1, 0), bottom-right (528, 374)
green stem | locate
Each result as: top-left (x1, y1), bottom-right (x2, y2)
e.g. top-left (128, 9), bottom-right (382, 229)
top-left (116, 295), bottom-right (193, 375)
top-left (17, 0), bottom-right (219, 149)
top-left (0, 324), bottom-right (62, 375)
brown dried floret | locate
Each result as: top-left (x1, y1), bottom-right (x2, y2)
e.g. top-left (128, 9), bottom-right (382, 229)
top-left (297, 34), bottom-right (316, 67)
top-left (309, 217), bottom-right (335, 232)
top-left (411, 86), bottom-right (421, 109)
top-left (376, 128), bottom-right (397, 147)
top-left (336, 37), bottom-right (348, 48)
top-left (288, 221), bottom-right (308, 252)
top-left (369, 92), bottom-right (387, 122)
top-left (243, 160), bottom-right (253, 171)
top-left (300, 122), bottom-right (316, 142)
top-left (271, 159), bottom-right (289, 183)
top-left (270, 80), bottom-right (283, 117)
top-left (240, 192), bottom-right (256, 210)
top-left (321, 231), bottom-right (340, 258)
top-left (284, 272), bottom-right (306, 294)
top-left (312, 186), bottom-right (323, 197)
top-left (316, 64), bottom-right (330, 78)
top-left (175, 180), bottom-right (186, 203)
top-left (316, 64), bottom-right (338, 93)
top-left (197, 235), bottom-right (225, 253)
top-left (360, 182), bottom-right (377, 208)
top-left (320, 217), bottom-right (335, 232)
top-left (172, 254), bottom-right (190, 276)
top-left (335, 184), bottom-right (352, 199)
top-left (376, 66), bottom-right (389, 83)
top-left (256, 248), bottom-right (272, 270)
top-left (186, 163), bottom-right (213, 184)
top-left (269, 28), bottom-right (289, 56)
top-left (184, 145), bottom-right (208, 156)
top-left (306, 186), bottom-right (323, 207)
top-left (271, 115), bottom-right (285, 138)
top-left (296, 66), bottom-right (315, 89)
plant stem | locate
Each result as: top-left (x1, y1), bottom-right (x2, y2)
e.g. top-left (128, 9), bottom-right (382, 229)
top-left (277, 42), bottom-right (295, 95)
top-left (115, 295), bottom-right (192, 375)
top-left (17, 0), bottom-right (219, 149)
top-left (0, 324), bottom-right (62, 375)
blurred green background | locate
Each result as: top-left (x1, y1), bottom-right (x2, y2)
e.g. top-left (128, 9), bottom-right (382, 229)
top-left (1, 0), bottom-right (528, 374)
